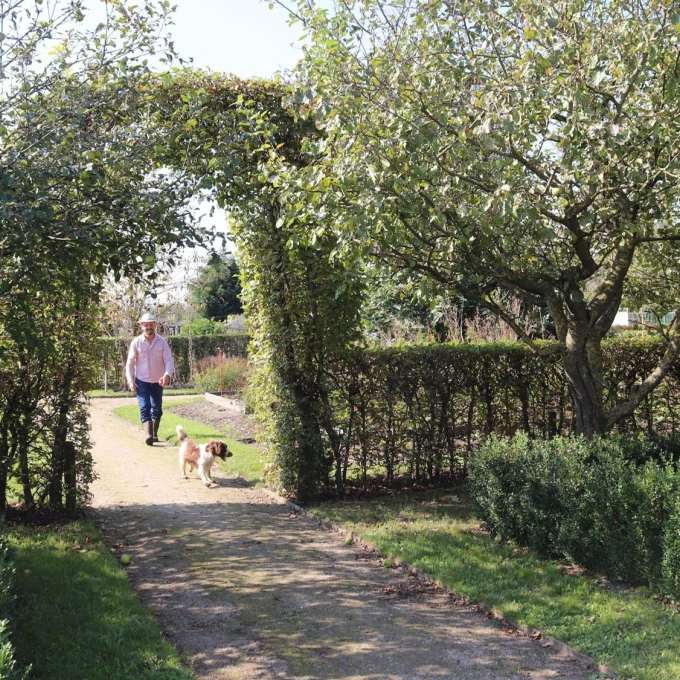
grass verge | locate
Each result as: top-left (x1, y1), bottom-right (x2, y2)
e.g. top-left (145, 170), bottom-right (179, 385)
top-left (310, 487), bottom-right (680, 680)
top-left (113, 401), bottom-right (265, 486)
top-left (8, 520), bottom-right (194, 680)
top-left (88, 388), bottom-right (201, 398)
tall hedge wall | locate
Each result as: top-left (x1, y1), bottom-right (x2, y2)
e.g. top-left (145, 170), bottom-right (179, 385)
top-left (96, 332), bottom-right (680, 498)
top-left (319, 336), bottom-right (680, 492)
top-left (96, 334), bottom-right (250, 389)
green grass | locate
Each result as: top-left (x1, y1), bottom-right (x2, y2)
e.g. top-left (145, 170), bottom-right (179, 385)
top-left (8, 520), bottom-right (194, 680)
top-left (114, 401), bottom-right (265, 486)
top-left (88, 388), bottom-right (202, 398)
top-left (310, 487), bottom-right (680, 680)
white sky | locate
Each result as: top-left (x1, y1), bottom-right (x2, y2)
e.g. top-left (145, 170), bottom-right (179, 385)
top-left (170, 0), bottom-right (303, 77)
top-left (83, 0), bottom-right (304, 77)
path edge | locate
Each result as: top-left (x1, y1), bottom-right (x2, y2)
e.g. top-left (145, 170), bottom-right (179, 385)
top-left (259, 486), bottom-right (618, 680)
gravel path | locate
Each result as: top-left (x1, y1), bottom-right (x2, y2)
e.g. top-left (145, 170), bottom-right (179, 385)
top-left (88, 397), bottom-right (601, 680)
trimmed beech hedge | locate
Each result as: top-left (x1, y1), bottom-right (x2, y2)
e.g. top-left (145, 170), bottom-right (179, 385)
top-left (95, 333), bottom-right (680, 498)
top-left (468, 434), bottom-right (680, 598)
top-left (321, 335), bottom-right (680, 490)
top-left (96, 334), bottom-right (250, 389)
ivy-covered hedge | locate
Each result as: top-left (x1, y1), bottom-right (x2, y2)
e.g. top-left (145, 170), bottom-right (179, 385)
top-left (468, 434), bottom-right (680, 598)
top-left (95, 334), bottom-right (250, 389)
top-left (319, 336), bottom-right (680, 493)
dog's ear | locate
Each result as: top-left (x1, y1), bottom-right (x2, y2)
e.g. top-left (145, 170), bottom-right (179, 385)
top-left (220, 441), bottom-right (232, 459)
top-left (206, 440), bottom-right (219, 457)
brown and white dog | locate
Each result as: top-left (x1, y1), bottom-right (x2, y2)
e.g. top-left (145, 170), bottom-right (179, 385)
top-left (176, 425), bottom-right (231, 487)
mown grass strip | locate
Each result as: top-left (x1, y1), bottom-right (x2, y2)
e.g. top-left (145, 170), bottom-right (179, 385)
top-left (9, 520), bottom-right (194, 680)
top-left (310, 488), bottom-right (680, 680)
top-left (114, 401), bottom-right (265, 486)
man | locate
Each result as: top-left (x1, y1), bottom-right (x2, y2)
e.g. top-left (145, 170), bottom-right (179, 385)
top-left (125, 313), bottom-right (175, 445)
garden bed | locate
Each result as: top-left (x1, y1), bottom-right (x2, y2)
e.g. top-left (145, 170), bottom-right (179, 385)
top-left (166, 398), bottom-right (257, 443)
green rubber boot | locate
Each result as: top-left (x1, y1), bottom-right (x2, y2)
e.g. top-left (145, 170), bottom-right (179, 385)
top-left (143, 420), bottom-right (154, 446)
top-left (152, 418), bottom-right (161, 443)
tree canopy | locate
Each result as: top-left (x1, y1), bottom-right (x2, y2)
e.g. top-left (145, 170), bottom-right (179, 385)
top-left (0, 0), bottom-right (209, 513)
top-left (280, 0), bottom-right (680, 436)
top-left (188, 251), bottom-right (243, 321)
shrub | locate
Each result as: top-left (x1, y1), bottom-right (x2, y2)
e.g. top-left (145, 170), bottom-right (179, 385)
top-left (662, 497), bottom-right (680, 598)
top-left (0, 526), bottom-right (27, 679)
top-left (193, 356), bottom-right (250, 395)
top-left (179, 318), bottom-right (226, 336)
top-left (469, 434), bottom-right (680, 597)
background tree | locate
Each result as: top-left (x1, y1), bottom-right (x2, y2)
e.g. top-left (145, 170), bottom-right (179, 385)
top-left (282, 0), bottom-right (680, 436)
top-left (188, 251), bottom-right (244, 321)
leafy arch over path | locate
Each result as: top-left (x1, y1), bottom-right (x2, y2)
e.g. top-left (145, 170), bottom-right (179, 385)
top-left (155, 74), bottom-right (362, 502)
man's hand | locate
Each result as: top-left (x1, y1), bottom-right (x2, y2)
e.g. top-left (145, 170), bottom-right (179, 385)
top-left (128, 382), bottom-right (136, 393)
top-left (159, 375), bottom-right (169, 388)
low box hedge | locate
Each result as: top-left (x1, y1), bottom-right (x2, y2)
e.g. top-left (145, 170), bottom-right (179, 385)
top-left (469, 433), bottom-right (680, 598)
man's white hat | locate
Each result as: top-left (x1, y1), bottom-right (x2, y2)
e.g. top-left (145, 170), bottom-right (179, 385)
top-left (137, 313), bottom-right (158, 324)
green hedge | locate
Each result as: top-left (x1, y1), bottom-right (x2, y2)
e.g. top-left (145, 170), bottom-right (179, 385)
top-left (319, 336), bottom-right (680, 492)
top-left (0, 527), bottom-right (26, 680)
top-left (95, 334), bottom-right (250, 389)
top-left (468, 434), bottom-right (680, 598)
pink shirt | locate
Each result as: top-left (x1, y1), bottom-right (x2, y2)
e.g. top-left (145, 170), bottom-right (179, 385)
top-left (125, 333), bottom-right (174, 385)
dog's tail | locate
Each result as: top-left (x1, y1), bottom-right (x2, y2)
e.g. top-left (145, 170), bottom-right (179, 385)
top-left (176, 425), bottom-right (188, 442)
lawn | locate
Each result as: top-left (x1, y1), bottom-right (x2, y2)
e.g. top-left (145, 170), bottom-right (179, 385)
top-left (310, 487), bottom-right (680, 680)
top-left (113, 400), bottom-right (265, 486)
top-left (8, 520), bottom-right (194, 680)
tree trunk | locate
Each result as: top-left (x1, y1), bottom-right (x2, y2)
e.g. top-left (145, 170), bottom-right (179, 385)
top-left (0, 421), bottom-right (10, 512)
top-left (63, 441), bottom-right (78, 518)
top-left (49, 366), bottom-right (76, 510)
top-left (560, 337), bottom-right (606, 438)
top-left (16, 415), bottom-right (35, 513)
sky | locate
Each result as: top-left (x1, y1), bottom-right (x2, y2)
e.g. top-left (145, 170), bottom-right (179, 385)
top-left (169, 0), bottom-right (304, 77)
top-left (83, 0), bottom-right (305, 78)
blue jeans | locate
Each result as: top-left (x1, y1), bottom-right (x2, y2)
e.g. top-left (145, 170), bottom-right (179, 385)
top-left (135, 378), bottom-right (164, 423)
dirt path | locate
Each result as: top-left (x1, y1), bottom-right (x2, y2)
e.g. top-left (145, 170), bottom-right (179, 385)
top-left (89, 398), bottom-right (600, 680)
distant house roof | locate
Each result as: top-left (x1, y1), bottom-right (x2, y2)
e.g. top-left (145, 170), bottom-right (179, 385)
top-left (224, 315), bottom-right (248, 332)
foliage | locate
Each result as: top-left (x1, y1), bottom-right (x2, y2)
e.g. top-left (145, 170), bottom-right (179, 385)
top-left (179, 317), bottom-right (226, 336)
top-left (0, 1), bottom-right (210, 514)
top-left (282, 0), bottom-right (680, 437)
top-left (0, 298), bottom-right (98, 514)
top-left (307, 335), bottom-right (678, 496)
top-left (9, 520), bottom-right (193, 680)
top-left (193, 356), bottom-right (250, 394)
top-left (96, 333), bottom-right (250, 389)
top-left (311, 489), bottom-right (680, 680)
top-left (312, 335), bottom-right (676, 493)
top-left (468, 434), bottom-right (680, 597)
top-left (0, 523), bottom-right (26, 680)
top-left (188, 250), bottom-right (243, 321)
top-left (153, 73), bottom-right (364, 502)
